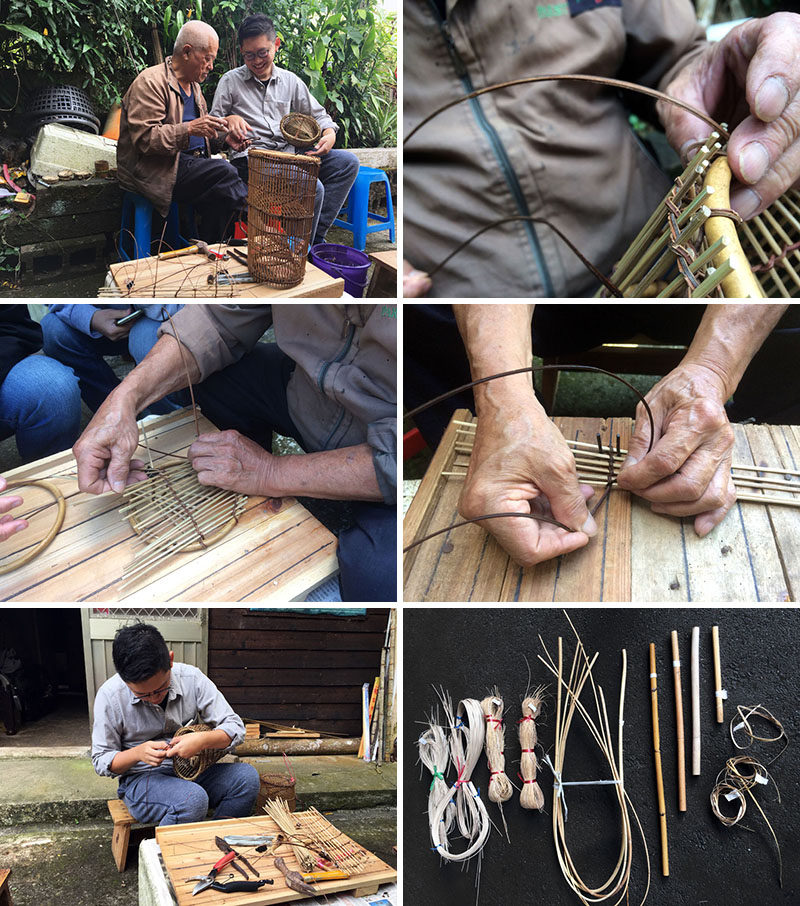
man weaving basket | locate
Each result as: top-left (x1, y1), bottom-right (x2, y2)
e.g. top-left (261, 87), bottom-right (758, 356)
top-left (91, 623), bottom-right (260, 826)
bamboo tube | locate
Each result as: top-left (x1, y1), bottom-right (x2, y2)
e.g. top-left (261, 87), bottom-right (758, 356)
top-left (691, 627), bottom-right (701, 776)
top-left (671, 631), bottom-right (686, 812)
top-left (703, 157), bottom-right (764, 298)
top-left (712, 625), bottom-right (724, 724)
top-left (649, 644), bottom-right (669, 877)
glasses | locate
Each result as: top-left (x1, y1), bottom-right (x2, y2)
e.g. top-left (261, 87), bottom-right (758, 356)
top-left (131, 678), bottom-right (171, 701)
top-left (243, 48), bottom-right (272, 62)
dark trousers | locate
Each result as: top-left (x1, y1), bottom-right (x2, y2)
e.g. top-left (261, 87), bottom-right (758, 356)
top-left (195, 343), bottom-right (396, 602)
top-left (405, 304), bottom-right (800, 446)
top-left (173, 153), bottom-right (248, 243)
top-left (233, 148), bottom-right (359, 246)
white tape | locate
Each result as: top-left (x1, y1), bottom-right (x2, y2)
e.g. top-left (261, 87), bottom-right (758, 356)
top-left (673, 659), bottom-right (681, 668)
top-left (725, 790), bottom-right (743, 803)
top-left (755, 774), bottom-right (769, 786)
top-left (649, 673), bottom-right (657, 679)
top-left (716, 690), bottom-right (728, 700)
top-left (733, 722), bottom-right (745, 732)
top-left (492, 697), bottom-right (502, 706)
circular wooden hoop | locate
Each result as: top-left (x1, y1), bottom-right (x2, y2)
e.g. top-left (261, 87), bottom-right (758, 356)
top-left (0, 479), bottom-right (66, 576)
top-left (127, 510), bottom-right (238, 552)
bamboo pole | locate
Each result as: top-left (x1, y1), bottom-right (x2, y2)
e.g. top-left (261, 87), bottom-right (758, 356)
top-left (649, 643), bottom-right (669, 877)
top-left (691, 627), bottom-right (701, 776)
top-left (671, 631), bottom-right (686, 812)
top-left (712, 625), bottom-right (724, 724)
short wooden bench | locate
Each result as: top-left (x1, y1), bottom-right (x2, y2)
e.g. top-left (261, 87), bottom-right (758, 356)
top-left (108, 799), bottom-right (138, 872)
top-left (0, 868), bottom-right (14, 906)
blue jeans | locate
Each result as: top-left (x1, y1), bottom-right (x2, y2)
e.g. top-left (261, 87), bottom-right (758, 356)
top-left (41, 311), bottom-right (184, 414)
top-left (195, 343), bottom-right (396, 601)
top-left (0, 355), bottom-right (81, 462)
top-left (117, 761), bottom-right (260, 826)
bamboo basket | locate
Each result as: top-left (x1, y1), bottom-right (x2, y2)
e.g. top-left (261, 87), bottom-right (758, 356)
top-left (247, 148), bottom-right (320, 288)
top-left (256, 772), bottom-right (297, 813)
top-left (603, 132), bottom-right (800, 298)
top-left (172, 723), bottom-right (226, 781)
top-left (280, 112), bottom-right (322, 150)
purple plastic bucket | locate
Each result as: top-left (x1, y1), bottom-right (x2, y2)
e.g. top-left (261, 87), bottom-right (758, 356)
top-left (310, 243), bottom-right (371, 297)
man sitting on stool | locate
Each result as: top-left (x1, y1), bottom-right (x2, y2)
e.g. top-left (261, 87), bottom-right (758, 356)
top-left (211, 14), bottom-right (359, 247)
top-left (92, 623), bottom-right (260, 826)
top-left (117, 21), bottom-right (247, 244)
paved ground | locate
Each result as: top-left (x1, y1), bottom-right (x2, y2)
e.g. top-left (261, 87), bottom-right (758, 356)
top-left (0, 805), bottom-right (396, 906)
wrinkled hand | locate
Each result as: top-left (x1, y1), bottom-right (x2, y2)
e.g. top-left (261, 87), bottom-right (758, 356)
top-left (91, 307), bottom-right (133, 342)
top-left (73, 400), bottom-right (147, 494)
top-left (188, 430), bottom-right (275, 497)
top-left (136, 740), bottom-right (169, 767)
top-left (660, 13), bottom-right (800, 219)
top-left (306, 130), bottom-right (335, 156)
top-left (459, 403), bottom-right (597, 567)
top-left (165, 732), bottom-right (208, 759)
top-left (0, 476), bottom-right (27, 542)
top-left (224, 114), bottom-right (253, 141)
top-left (403, 259), bottom-right (431, 297)
top-left (617, 365), bottom-right (736, 537)
top-left (188, 114), bottom-right (229, 139)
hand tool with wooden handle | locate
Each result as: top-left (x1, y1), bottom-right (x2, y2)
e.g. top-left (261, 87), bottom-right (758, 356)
top-left (301, 869), bottom-right (351, 881)
top-left (215, 835), bottom-right (259, 877)
top-left (274, 856), bottom-right (317, 895)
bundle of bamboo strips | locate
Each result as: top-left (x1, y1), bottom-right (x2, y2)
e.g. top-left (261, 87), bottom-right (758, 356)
top-left (445, 421), bottom-right (800, 509)
top-left (119, 460), bottom-right (247, 588)
top-left (366, 610), bottom-right (397, 763)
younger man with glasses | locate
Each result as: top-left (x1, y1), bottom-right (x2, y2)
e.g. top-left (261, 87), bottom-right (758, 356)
top-left (210, 13), bottom-right (359, 247)
top-left (91, 623), bottom-right (260, 825)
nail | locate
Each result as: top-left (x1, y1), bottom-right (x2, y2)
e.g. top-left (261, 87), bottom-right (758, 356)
top-left (581, 514), bottom-right (598, 537)
top-left (730, 187), bottom-right (762, 220)
top-left (738, 141), bottom-right (770, 185)
top-left (755, 76), bottom-right (789, 122)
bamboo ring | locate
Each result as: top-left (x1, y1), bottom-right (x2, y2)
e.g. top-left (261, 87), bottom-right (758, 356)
top-left (0, 479), bottom-right (66, 575)
top-left (127, 509), bottom-right (238, 552)
top-left (703, 157), bottom-right (764, 298)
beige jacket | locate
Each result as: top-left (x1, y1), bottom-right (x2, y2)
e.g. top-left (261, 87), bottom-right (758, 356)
top-left (160, 304), bottom-right (397, 505)
top-left (117, 59), bottom-right (210, 217)
top-left (404, 0), bottom-right (706, 297)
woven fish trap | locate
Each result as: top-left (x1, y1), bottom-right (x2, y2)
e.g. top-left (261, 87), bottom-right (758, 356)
top-left (172, 723), bottom-right (225, 780)
top-left (603, 130), bottom-right (800, 299)
top-left (280, 112), bottom-right (322, 150)
top-left (256, 772), bottom-right (297, 813)
top-left (247, 148), bottom-right (320, 287)
top-left (119, 460), bottom-right (247, 589)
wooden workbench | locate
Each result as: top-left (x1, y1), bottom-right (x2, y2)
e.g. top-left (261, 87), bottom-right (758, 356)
top-left (107, 248), bottom-right (344, 297)
top-left (403, 412), bottom-right (800, 603)
top-left (0, 409), bottom-right (338, 603)
top-left (156, 813), bottom-right (396, 906)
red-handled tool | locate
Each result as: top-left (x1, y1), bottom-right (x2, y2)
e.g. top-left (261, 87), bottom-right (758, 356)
top-left (191, 850), bottom-right (237, 895)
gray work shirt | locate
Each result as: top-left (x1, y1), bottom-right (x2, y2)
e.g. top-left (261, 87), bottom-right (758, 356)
top-left (91, 662), bottom-right (245, 778)
top-left (210, 64), bottom-right (338, 156)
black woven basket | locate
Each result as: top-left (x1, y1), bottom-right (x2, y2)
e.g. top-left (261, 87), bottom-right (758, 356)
top-left (27, 86), bottom-right (97, 120)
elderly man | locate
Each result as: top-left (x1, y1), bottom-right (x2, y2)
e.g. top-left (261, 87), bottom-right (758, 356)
top-left (73, 304), bottom-right (396, 602)
top-left (117, 21), bottom-right (247, 244)
top-left (210, 14), bottom-right (359, 247)
top-left (404, 4), bottom-right (800, 297)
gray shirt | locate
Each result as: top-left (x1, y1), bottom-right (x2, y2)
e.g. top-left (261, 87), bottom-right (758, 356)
top-left (210, 64), bottom-right (338, 156)
top-left (91, 662), bottom-right (245, 778)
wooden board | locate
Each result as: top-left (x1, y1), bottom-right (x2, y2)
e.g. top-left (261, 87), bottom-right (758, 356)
top-left (404, 413), bottom-right (800, 602)
top-left (0, 409), bottom-right (338, 603)
top-left (108, 249), bottom-right (344, 298)
top-left (366, 251), bottom-right (397, 298)
top-left (156, 812), bottom-right (396, 906)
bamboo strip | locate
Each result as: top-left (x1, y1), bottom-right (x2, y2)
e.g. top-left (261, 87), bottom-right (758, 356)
top-left (712, 626), bottom-right (724, 724)
top-left (691, 627), bottom-right (701, 776)
top-left (649, 643), bottom-right (669, 877)
top-left (671, 631), bottom-right (687, 812)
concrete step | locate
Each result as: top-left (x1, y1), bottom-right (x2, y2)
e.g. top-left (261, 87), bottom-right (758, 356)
top-left (0, 754), bottom-right (396, 827)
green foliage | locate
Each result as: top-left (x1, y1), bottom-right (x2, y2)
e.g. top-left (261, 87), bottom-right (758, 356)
top-left (1, 0), bottom-right (396, 149)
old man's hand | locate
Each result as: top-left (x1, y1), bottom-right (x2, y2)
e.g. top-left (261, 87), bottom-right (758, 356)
top-left (0, 476), bottom-right (27, 542)
top-left (74, 399), bottom-right (146, 495)
top-left (188, 114), bottom-right (229, 139)
top-left (660, 12), bottom-right (800, 219)
top-left (617, 364), bottom-right (736, 537)
top-left (188, 430), bottom-right (277, 497)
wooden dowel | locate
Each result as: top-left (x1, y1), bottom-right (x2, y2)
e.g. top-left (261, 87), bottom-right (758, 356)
top-left (649, 643), bottom-right (669, 877)
top-left (671, 631), bottom-right (686, 812)
top-left (712, 625), bottom-right (724, 724)
top-left (691, 627), bottom-right (701, 776)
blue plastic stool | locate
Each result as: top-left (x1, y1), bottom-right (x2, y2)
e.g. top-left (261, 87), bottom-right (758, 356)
top-left (119, 192), bottom-right (193, 261)
top-left (333, 166), bottom-right (396, 251)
